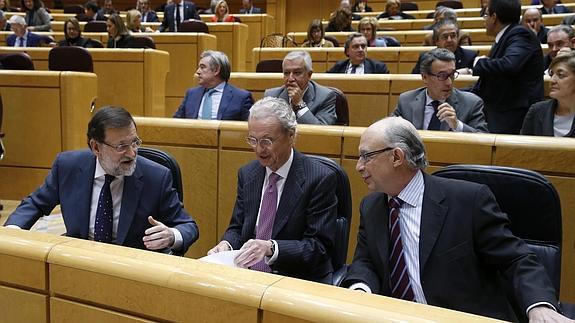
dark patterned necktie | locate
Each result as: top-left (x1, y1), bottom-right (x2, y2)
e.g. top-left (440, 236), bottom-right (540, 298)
top-left (427, 100), bottom-right (441, 130)
top-left (94, 174), bottom-right (115, 243)
top-left (175, 4), bottom-right (181, 31)
top-left (251, 172), bottom-right (281, 272)
top-left (389, 197), bottom-right (415, 301)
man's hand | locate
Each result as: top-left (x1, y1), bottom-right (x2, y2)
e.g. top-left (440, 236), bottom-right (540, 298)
top-left (436, 102), bottom-right (459, 130)
top-left (234, 239), bottom-right (273, 268)
top-left (143, 216), bottom-right (175, 250)
top-left (207, 241), bottom-right (231, 255)
top-left (528, 306), bottom-right (574, 323)
top-left (286, 80), bottom-right (303, 109)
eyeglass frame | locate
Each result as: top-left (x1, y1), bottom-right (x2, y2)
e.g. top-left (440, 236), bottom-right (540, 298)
top-left (246, 136), bottom-right (279, 148)
top-left (427, 70), bottom-right (459, 81)
top-left (100, 137), bottom-right (143, 153)
top-left (358, 147), bottom-right (394, 163)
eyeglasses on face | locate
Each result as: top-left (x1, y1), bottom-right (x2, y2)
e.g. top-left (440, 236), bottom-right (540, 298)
top-left (100, 138), bottom-right (142, 153)
top-left (428, 70), bottom-right (459, 81)
top-left (246, 136), bottom-right (276, 148)
top-left (358, 147), bottom-right (393, 163)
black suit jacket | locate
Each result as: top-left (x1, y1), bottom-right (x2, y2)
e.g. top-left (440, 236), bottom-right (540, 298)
top-left (159, 1), bottom-right (200, 32)
top-left (142, 10), bottom-right (159, 23)
top-left (411, 46), bottom-right (477, 74)
top-left (521, 99), bottom-right (575, 137)
top-left (222, 150), bottom-right (338, 282)
top-left (327, 58), bottom-right (389, 74)
top-left (342, 173), bottom-right (557, 321)
top-left (472, 24), bottom-right (544, 132)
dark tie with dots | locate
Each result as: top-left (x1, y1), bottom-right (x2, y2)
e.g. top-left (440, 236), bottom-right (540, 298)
top-left (175, 4), bottom-right (181, 31)
top-left (251, 172), bottom-right (281, 272)
top-left (427, 100), bottom-right (441, 130)
top-left (388, 197), bottom-right (415, 301)
top-left (94, 174), bottom-right (115, 243)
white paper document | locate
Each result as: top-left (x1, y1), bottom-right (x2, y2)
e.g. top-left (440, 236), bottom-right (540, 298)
top-left (199, 250), bottom-right (241, 267)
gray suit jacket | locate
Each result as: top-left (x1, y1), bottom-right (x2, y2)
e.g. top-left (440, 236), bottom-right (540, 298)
top-left (264, 80), bottom-right (337, 125)
top-left (392, 87), bottom-right (488, 133)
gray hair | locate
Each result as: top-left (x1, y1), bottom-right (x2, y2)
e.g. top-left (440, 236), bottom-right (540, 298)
top-left (200, 50), bottom-right (231, 81)
top-left (420, 48), bottom-right (456, 74)
top-left (344, 32), bottom-right (366, 52)
top-left (249, 97), bottom-right (297, 134)
top-left (434, 6), bottom-right (457, 21)
top-left (377, 117), bottom-right (428, 170)
top-left (548, 24), bottom-right (574, 40)
top-left (283, 51), bottom-right (313, 72)
top-left (432, 18), bottom-right (459, 43)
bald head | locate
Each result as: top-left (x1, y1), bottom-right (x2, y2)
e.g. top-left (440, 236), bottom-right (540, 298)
top-left (522, 8), bottom-right (542, 34)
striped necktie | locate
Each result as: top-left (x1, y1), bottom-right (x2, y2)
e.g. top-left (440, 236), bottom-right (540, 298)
top-left (388, 197), bottom-right (415, 301)
top-left (251, 172), bottom-right (281, 272)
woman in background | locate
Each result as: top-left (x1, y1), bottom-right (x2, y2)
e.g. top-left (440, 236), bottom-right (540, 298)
top-left (301, 19), bottom-right (334, 47)
top-left (58, 18), bottom-right (93, 47)
top-left (358, 17), bottom-right (400, 47)
top-left (106, 14), bottom-right (133, 48)
top-left (352, 0), bottom-right (372, 12)
top-left (211, 0), bottom-right (234, 22)
top-left (326, 8), bottom-right (353, 32)
top-left (126, 9), bottom-right (153, 32)
top-left (377, 0), bottom-right (414, 20)
top-left (21, 0), bottom-right (51, 31)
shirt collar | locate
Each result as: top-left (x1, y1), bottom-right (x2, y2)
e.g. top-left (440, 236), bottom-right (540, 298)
top-left (265, 148), bottom-right (294, 180)
top-left (395, 170), bottom-right (424, 208)
top-left (94, 157), bottom-right (125, 181)
top-left (495, 24), bottom-right (510, 43)
top-left (425, 91), bottom-right (446, 106)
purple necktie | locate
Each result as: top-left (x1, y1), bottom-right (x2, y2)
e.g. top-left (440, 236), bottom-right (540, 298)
top-left (94, 174), bottom-right (115, 243)
top-left (18, 37), bottom-right (24, 47)
top-left (251, 172), bottom-right (281, 272)
top-left (389, 197), bottom-right (415, 301)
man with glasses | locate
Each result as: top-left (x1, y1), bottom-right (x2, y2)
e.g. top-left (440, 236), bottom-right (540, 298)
top-left (472, 0), bottom-right (544, 134)
top-left (207, 97), bottom-right (338, 283)
top-left (393, 48), bottom-right (488, 132)
top-left (5, 106), bottom-right (199, 255)
top-left (341, 116), bottom-right (569, 322)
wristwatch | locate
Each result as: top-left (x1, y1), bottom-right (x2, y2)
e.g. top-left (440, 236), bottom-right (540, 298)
top-left (293, 102), bottom-right (306, 113)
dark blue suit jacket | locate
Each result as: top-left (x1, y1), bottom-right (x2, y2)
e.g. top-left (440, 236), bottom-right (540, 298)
top-left (142, 10), bottom-right (159, 23)
top-left (327, 58), bottom-right (389, 74)
top-left (173, 83), bottom-right (254, 120)
top-left (159, 1), bottom-right (200, 32)
top-left (239, 6), bottom-right (262, 14)
top-left (5, 150), bottom-right (199, 255)
top-left (222, 150), bottom-right (338, 283)
top-left (6, 32), bottom-right (43, 47)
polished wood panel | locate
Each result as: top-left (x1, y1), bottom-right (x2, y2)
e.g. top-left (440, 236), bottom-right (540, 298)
top-left (0, 286), bottom-right (48, 323)
top-left (50, 298), bottom-right (154, 323)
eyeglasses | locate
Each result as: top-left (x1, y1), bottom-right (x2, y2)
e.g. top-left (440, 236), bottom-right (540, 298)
top-left (428, 70), bottom-right (459, 81)
top-left (358, 147), bottom-right (393, 163)
top-left (246, 136), bottom-right (277, 148)
top-left (100, 138), bottom-right (142, 153)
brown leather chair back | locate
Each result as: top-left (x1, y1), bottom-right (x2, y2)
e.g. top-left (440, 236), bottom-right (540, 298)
top-left (0, 52), bottom-right (35, 70)
top-left (84, 21), bottom-right (108, 32)
top-left (49, 47), bottom-right (94, 72)
top-left (179, 20), bottom-right (209, 33)
top-left (128, 36), bottom-right (156, 49)
top-left (255, 59), bottom-right (283, 73)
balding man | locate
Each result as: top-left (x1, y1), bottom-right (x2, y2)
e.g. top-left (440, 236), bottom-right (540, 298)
top-left (544, 25), bottom-right (575, 71)
top-left (341, 116), bottom-right (570, 322)
top-left (6, 15), bottom-right (43, 47)
top-left (522, 8), bottom-right (548, 44)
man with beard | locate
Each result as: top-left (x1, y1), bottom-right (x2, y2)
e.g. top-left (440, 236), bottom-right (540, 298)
top-left (4, 106), bottom-right (199, 255)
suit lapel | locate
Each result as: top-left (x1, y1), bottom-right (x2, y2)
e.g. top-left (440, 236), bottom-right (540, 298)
top-left (243, 165), bottom-right (266, 238)
top-left (372, 195), bottom-right (391, 284)
top-left (364, 59), bottom-right (373, 73)
top-left (489, 24), bottom-right (515, 58)
top-left (217, 84), bottom-right (231, 120)
top-left (304, 81), bottom-right (316, 108)
top-left (72, 154), bottom-right (97, 239)
top-left (116, 163), bottom-right (144, 245)
top-left (272, 152), bottom-right (305, 236)
top-left (412, 90), bottom-right (426, 129)
top-left (190, 88), bottom-right (205, 118)
top-left (419, 174), bottom-right (448, 272)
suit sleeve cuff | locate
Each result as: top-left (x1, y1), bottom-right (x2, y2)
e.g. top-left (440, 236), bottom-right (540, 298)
top-left (222, 240), bottom-right (233, 251)
top-left (265, 239), bottom-right (279, 265)
top-left (296, 106), bottom-right (310, 118)
top-left (170, 228), bottom-right (183, 250)
top-left (455, 120), bottom-right (464, 132)
top-left (5, 225), bottom-right (22, 229)
top-left (526, 302), bottom-right (557, 316)
top-left (348, 282), bottom-right (372, 293)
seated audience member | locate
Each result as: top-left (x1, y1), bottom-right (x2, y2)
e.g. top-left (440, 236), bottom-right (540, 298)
top-left (301, 19), bottom-right (334, 48)
top-left (544, 25), bottom-right (575, 71)
top-left (58, 18), bottom-right (94, 47)
top-left (239, 0), bottom-right (261, 14)
top-left (99, 0), bottom-right (117, 16)
top-left (137, 0), bottom-right (159, 22)
top-left (424, 6), bottom-right (457, 30)
top-left (562, 14), bottom-right (575, 26)
top-left (6, 15), bottom-right (43, 47)
top-left (327, 33), bottom-right (390, 74)
top-left (480, 0), bottom-right (489, 16)
top-left (0, 0), bottom-right (10, 11)
top-left (540, 0), bottom-right (571, 14)
top-left (21, 0), bottom-right (51, 31)
top-left (522, 50), bottom-right (575, 137)
top-left (264, 51), bottom-right (337, 125)
top-left (395, 48), bottom-right (488, 132)
top-left (0, 9), bottom-right (9, 31)
top-left (422, 13), bottom-right (472, 46)
top-left (4, 106), bottom-right (199, 255)
top-left (412, 19), bottom-right (477, 74)
top-left (106, 14), bottom-right (133, 48)
top-left (208, 97), bottom-right (338, 283)
top-left (352, 0), bottom-right (372, 12)
top-left (358, 17), bottom-right (400, 47)
top-left (339, 0), bottom-right (362, 20)
top-left (158, 0), bottom-right (200, 32)
top-left (325, 8), bottom-right (353, 32)
top-left (377, 0), bottom-right (415, 20)
top-left (522, 8), bottom-right (548, 44)
top-left (341, 116), bottom-right (569, 322)
top-left (211, 0), bottom-right (234, 22)
top-left (78, 1), bottom-right (107, 22)
top-left (174, 50), bottom-right (254, 120)
top-left (126, 9), bottom-right (153, 32)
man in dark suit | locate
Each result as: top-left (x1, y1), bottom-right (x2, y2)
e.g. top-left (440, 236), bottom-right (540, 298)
top-left (158, 0), bottom-right (199, 32)
top-left (539, 0), bottom-right (571, 14)
top-left (6, 15), bottom-right (43, 47)
top-left (394, 49), bottom-right (488, 132)
top-left (137, 0), bottom-right (159, 22)
top-left (264, 51), bottom-right (337, 125)
top-left (412, 19), bottom-right (477, 74)
top-left (522, 8), bottom-right (548, 44)
top-left (208, 97), bottom-right (338, 283)
top-left (472, 0), bottom-right (544, 134)
top-left (341, 117), bottom-right (568, 322)
top-left (77, 1), bottom-right (108, 22)
top-left (5, 106), bottom-right (199, 255)
top-left (173, 51), bottom-right (254, 120)
top-left (327, 33), bottom-right (389, 74)
top-left (239, 0), bottom-right (262, 14)
top-left (544, 25), bottom-right (575, 71)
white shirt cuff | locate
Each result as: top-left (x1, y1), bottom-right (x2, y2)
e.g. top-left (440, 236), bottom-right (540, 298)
top-left (455, 120), bottom-right (464, 132)
top-left (265, 239), bottom-right (279, 265)
top-left (5, 225), bottom-right (22, 229)
top-left (222, 240), bottom-right (233, 251)
top-left (348, 282), bottom-right (372, 293)
top-left (526, 302), bottom-right (556, 315)
top-left (170, 227), bottom-right (183, 250)
top-left (296, 107), bottom-right (310, 118)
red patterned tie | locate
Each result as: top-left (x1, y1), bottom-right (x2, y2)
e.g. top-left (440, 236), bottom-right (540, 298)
top-left (389, 197), bottom-right (415, 301)
top-left (251, 172), bottom-right (281, 272)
